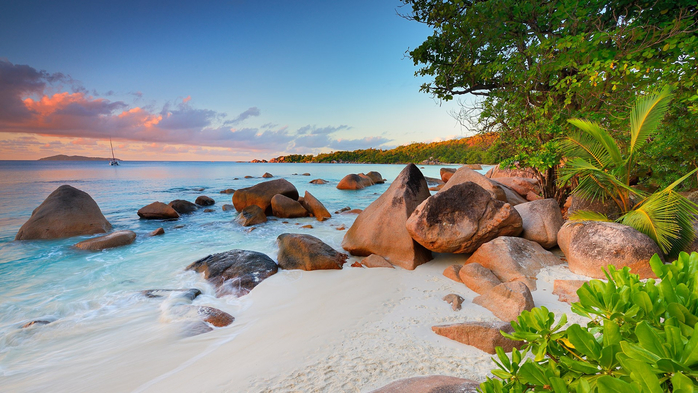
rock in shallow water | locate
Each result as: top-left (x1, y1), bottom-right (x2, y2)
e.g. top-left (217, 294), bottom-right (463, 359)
top-left (186, 249), bottom-right (278, 296)
top-left (168, 199), bottom-right (198, 214)
top-left (73, 230), bottom-right (137, 251)
top-left (138, 202), bottom-right (180, 220)
top-left (233, 179), bottom-right (299, 214)
top-left (15, 184), bottom-right (112, 240)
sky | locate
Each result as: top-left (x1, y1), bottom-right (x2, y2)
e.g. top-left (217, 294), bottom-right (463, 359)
top-left (0, 0), bottom-right (473, 161)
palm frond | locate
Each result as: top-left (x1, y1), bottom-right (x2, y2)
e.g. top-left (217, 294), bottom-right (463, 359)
top-left (569, 210), bottom-right (612, 222)
top-left (564, 119), bottom-right (624, 169)
top-left (619, 169), bottom-right (698, 256)
top-left (629, 87), bottom-right (673, 157)
top-left (559, 157), bottom-right (639, 210)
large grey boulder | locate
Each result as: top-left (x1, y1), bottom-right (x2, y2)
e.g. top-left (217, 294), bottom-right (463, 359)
top-left (441, 166), bottom-right (506, 201)
top-left (406, 182), bottom-right (523, 254)
top-left (15, 185), bottom-right (112, 240)
top-left (514, 199), bottom-right (565, 248)
top-left (558, 221), bottom-right (661, 279)
top-left (342, 164), bottom-right (432, 270)
top-left (466, 236), bottom-right (562, 290)
top-left (186, 250), bottom-right (278, 296)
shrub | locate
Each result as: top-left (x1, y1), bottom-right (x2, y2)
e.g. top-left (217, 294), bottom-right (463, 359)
top-left (480, 251), bottom-right (698, 392)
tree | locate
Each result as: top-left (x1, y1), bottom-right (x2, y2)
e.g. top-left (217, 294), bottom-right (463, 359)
top-left (400, 0), bottom-right (698, 200)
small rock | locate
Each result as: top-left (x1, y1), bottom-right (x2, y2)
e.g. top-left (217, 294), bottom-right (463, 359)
top-left (221, 204), bottom-right (235, 211)
top-left (301, 173), bottom-right (311, 176)
top-left (553, 280), bottom-right (588, 304)
top-left (473, 281), bottom-right (535, 322)
top-left (22, 320), bottom-right (52, 328)
top-left (198, 306), bottom-right (234, 327)
top-left (73, 230), bottom-right (137, 251)
top-left (138, 202), bottom-right (180, 220)
top-left (301, 224), bottom-right (313, 229)
top-left (336, 225), bottom-right (346, 230)
top-left (300, 191), bottom-right (331, 221)
top-left (220, 188), bottom-right (235, 194)
top-left (244, 175), bottom-right (253, 179)
top-left (458, 263), bottom-right (501, 295)
top-left (174, 224), bottom-right (185, 229)
top-left (335, 207), bottom-right (351, 214)
top-left (168, 199), bottom-right (198, 214)
top-left (149, 227), bottom-right (165, 236)
top-left (432, 321), bottom-right (523, 354)
top-left (237, 205), bottom-right (267, 227)
top-left (337, 174), bottom-right (370, 190)
top-left (310, 179), bottom-right (328, 184)
top-left (262, 172), bottom-right (273, 178)
top-left (440, 167), bottom-right (456, 183)
top-left (442, 265), bottom-right (462, 283)
top-left (365, 171), bottom-right (384, 184)
top-left (361, 254), bottom-right (394, 268)
top-left (203, 208), bottom-right (215, 213)
top-left (141, 288), bottom-right (201, 301)
top-left (442, 294), bottom-right (464, 311)
top-left (271, 194), bottom-right (309, 218)
top-left (195, 195), bottom-right (215, 206)
top-left (351, 261), bottom-right (363, 268)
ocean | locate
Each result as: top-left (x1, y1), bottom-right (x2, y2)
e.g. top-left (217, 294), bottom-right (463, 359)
top-left (0, 160), bottom-right (484, 392)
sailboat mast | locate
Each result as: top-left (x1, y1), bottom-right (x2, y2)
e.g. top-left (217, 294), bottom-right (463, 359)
top-left (110, 138), bottom-right (115, 161)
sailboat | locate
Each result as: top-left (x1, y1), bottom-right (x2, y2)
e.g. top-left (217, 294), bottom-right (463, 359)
top-left (109, 138), bottom-right (119, 166)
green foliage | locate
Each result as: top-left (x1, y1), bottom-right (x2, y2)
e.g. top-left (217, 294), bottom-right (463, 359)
top-left (272, 134), bottom-right (499, 165)
top-left (480, 252), bottom-right (698, 393)
top-left (400, 0), bottom-right (698, 198)
top-left (560, 88), bottom-right (698, 256)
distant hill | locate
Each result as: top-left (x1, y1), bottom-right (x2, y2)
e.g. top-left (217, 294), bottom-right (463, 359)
top-left (39, 155), bottom-right (122, 161)
top-left (265, 133), bottom-right (501, 164)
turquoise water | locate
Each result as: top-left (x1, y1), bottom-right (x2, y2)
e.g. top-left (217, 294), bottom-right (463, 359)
top-left (0, 161), bottom-right (474, 391)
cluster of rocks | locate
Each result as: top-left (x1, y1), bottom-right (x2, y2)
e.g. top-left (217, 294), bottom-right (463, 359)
top-left (336, 171), bottom-right (385, 190)
top-left (231, 178), bottom-right (332, 226)
top-left (137, 195), bottom-right (217, 220)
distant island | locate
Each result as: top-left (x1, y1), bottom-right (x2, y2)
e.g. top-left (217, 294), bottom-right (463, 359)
top-left (256, 133), bottom-right (502, 165)
top-left (39, 155), bottom-right (122, 162)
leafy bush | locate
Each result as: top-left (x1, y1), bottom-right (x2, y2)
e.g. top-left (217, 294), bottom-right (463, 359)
top-left (480, 252), bottom-right (698, 393)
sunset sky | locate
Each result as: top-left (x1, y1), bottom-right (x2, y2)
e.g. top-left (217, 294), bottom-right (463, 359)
top-left (0, 0), bottom-right (470, 161)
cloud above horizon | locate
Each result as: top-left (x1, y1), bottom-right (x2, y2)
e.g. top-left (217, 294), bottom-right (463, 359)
top-left (0, 60), bottom-right (392, 156)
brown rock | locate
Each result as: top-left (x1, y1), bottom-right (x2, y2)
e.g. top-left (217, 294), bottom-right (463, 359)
top-left (198, 306), bottom-right (234, 327)
top-left (168, 199), bottom-right (198, 214)
top-left (361, 254), bottom-right (394, 268)
top-left (473, 281), bottom-right (535, 322)
top-left (440, 167), bottom-right (456, 183)
top-left (262, 172), bottom-right (273, 178)
top-left (514, 199), bottom-right (564, 248)
top-left (365, 171), bottom-right (385, 184)
top-left (337, 174), bottom-right (373, 190)
top-left (495, 182), bottom-right (528, 206)
top-left (465, 164), bottom-right (483, 170)
top-left (277, 233), bottom-right (348, 270)
top-left (22, 320), bottom-right (52, 328)
top-left (466, 237), bottom-right (562, 291)
top-left (232, 179), bottom-right (299, 214)
top-left (186, 249), bottom-right (278, 296)
top-left (309, 179), bottom-right (328, 184)
top-left (442, 294), bottom-right (464, 311)
top-left (195, 195), bottom-right (215, 206)
top-left (485, 164), bottom-right (538, 179)
top-left (441, 167), bottom-right (506, 202)
top-left (553, 280), bottom-right (587, 304)
top-left (301, 224), bottom-right (313, 229)
top-left (526, 191), bottom-right (542, 201)
top-left (565, 194), bottom-right (622, 220)
top-left (221, 204), bottom-right (235, 211)
top-left (73, 230), bottom-right (137, 251)
top-left (369, 375), bottom-right (479, 393)
top-left (406, 182), bottom-right (523, 254)
top-left (351, 261), bottom-right (363, 268)
top-left (15, 185), bottom-right (112, 240)
top-left (443, 265), bottom-right (462, 283)
top-left (493, 177), bottom-right (541, 198)
top-left (458, 263), bottom-right (502, 295)
top-left (138, 202), bottom-right (180, 220)
top-left (345, 209), bottom-right (363, 214)
top-left (301, 173), bottom-right (311, 176)
top-left (342, 164), bottom-right (433, 270)
top-left (432, 321), bottom-right (523, 354)
top-left (301, 191), bottom-right (331, 221)
top-left (220, 188), bottom-right (235, 194)
top-left (149, 227), bottom-right (165, 236)
top-left (336, 225), bottom-right (346, 230)
top-left (271, 194), bottom-right (309, 218)
top-left (335, 207), bottom-right (351, 214)
top-left (236, 205), bottom-right (267, 227)
top-left (558, 221), bottom-right (661, 279)
top-left (203, 208), bottom-right (215, 213)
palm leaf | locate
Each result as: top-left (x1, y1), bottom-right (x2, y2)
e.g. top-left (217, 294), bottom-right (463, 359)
top-left (569, 210), bottom-right (613, 222)
top-left (629, 88), bottom-right (673, 158)
top-left (619, 168), bottom-right (698, 256)
top-left (559, 158), bottom-right (639, 211)
top-left (566, 119), bottom-right (624, 169)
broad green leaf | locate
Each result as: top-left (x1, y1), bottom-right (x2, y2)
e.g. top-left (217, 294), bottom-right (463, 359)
top-left (559, 356), bottom-right (601, 374)
top-left (596, 376), bottom-right (640, 393)
top-left (624, 358), bottom-right (663, 393)
top-left (670, 372), bottom-right (695, 393)
top-left (567, 324), bottom-right (601, 360)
